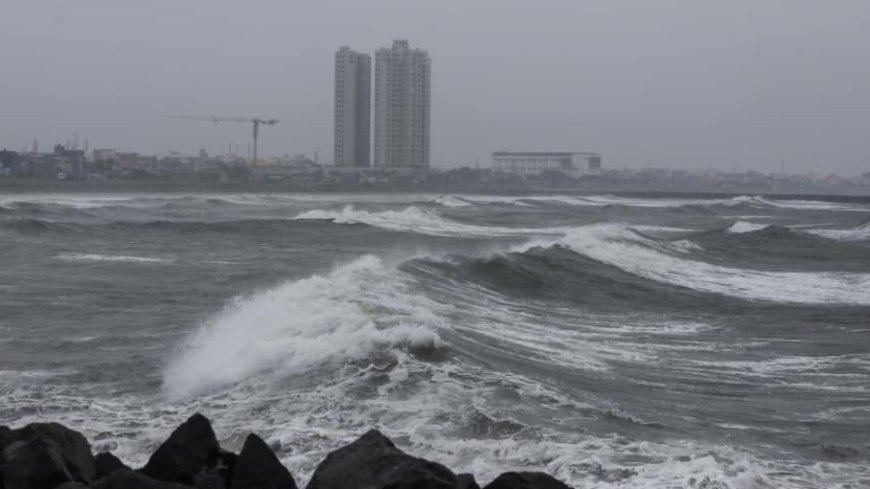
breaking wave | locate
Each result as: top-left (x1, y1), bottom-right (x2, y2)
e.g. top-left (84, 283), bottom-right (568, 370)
top-left (726, 220), bottom-right (771, 234)
top-left (293, 205), bottom-right (561, 238)
top-left (57, 253), bottom-right (175, 264)
top-left (431, 195), bottom-right (472, 207)
top-left (517, 224), bottom-right (870, 305)
top-left (806, 222), bottom-right (870, 242)
top-left (162, 255), bottom-right (444, 399)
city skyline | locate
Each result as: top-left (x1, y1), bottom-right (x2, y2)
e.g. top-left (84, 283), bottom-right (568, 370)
top-left (1, 1), bottom-right (869, 175)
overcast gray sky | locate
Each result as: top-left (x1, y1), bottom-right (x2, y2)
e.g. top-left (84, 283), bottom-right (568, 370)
top-left (2, 0), bottom-right (869, 175)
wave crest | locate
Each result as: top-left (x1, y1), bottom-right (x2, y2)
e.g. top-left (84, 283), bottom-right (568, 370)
top-left (726, 221), bottom-right (771, 234)
top-left (293, 205), bottom-right (557, 238)
top-left (530, 224), bottom-right (870, 305)
top-left (162, 255), bottom-right (444, 399)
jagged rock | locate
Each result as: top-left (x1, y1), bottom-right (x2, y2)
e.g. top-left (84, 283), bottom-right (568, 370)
top-left (1, 439), bottom-right (74, 489)
top-left (458, 473), bottom-right (481, 489)
top-left (53, 484), bottom-right (89, 489)
top-left (95, 452), bottom-right (130, 480)
top-left (93, 469), bottom-right (196, 489)
top-left (0, 426), bottom-right (12, 453)
top-left (141, 413), bottom-right (221, 485)
top-left (482, 472), bottom-right (571, 489)
top-left (230, 434), bottom-right (296, 489)
top-left (0, 425), bottom-right (13, 476)
top-left (11, 422), bottom-right (97, 485)
top-left (217, 450), bottom-right (237, 484)
top-left (305, 430), bottom-right (457, 489)
top-left (194, 468), bottom-right (226, 489)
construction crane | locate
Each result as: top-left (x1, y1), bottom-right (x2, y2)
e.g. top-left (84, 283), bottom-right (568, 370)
top-left (167, 115), bottom-right (279, 164)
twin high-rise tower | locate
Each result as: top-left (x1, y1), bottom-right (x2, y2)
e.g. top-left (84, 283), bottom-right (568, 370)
top-left (334, 40), bottom-right (431, 169)
top-left (334, 47), bottom-right (371, 168)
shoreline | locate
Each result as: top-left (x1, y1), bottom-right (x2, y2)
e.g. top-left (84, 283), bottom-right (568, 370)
top-left (0, 414), bottom-right (569, 489)
top-left (2, 179), bottom-right (869, 203)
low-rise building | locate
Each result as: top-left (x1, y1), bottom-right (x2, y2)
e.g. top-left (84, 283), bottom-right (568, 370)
top-left (492, 152), bottom-right (602, 178)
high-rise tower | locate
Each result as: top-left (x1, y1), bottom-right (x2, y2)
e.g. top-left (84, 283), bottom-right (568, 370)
top-left (334, 46), bottom-right (371, 167)
top-left (373, 40), bottom-right (431, 169)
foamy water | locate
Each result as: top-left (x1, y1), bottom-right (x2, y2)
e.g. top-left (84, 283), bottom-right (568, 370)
top-left (2, 192), bottom-right (869, 489)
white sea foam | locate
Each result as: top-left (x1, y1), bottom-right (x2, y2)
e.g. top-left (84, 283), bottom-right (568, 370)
top-left (57, 253), bottom-right (174, 264)
top-left (293, 205), bottom-right (561, 238)
top-left (667, 239), bottom-right (705, 254)
top-left (162, 255), bottom-right (444, 399)
top-left (726, 221), bottom-right (771, 234)
top-left (805, 222), bottom-right (870, 241)
top-left (0, 195), bottom-right (139, 209)
top-left (460, 195), bottom-right (536, 207)
top-left (527, 223), bottom-right (870, 305)
top-left (431, 195), bottom-right (472, 207)
top-left (725, 195), bottom-right (868, 212)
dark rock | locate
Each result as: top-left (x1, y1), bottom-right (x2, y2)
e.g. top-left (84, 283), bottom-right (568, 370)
top-left (457, 473), bottom-right (481, 489)
top-left (217, 450), bottom-right (237, 484)
top-left (305, 430), bottom-right (457, 489)
top-left (483, 472), bottom-right (571, 489)
top-left (53, 484), bottom-right (89, 489)
top-left (93, 469), bottom-right (196, 489)
top-left (194, 468), bottom-right (225, 489)
top-left (0, 427), bottom-right (12, 453)
top-left (95, 452), bottom-right (130, 480)
top-left (1, 439), bottom-right (74, 489)
top-left (12, 422), bottom-right (97, 485)
top-left (141, 413), bottom-right (221, 485)
top-left (0, 426), bottom-right (12, 476)
top-left (231, 433), bottom-right (296, 489)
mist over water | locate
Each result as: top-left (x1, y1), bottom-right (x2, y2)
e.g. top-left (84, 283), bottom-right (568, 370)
top-left (1, 192), bottom-right (869, 488)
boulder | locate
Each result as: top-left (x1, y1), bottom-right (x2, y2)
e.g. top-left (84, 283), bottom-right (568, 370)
top-left (1, 439), bottom-right (74, 489)
top-left (93, 469), bottom-right (196, 489)
top-left (141, 413), bottom-right (221, 485)
top-left (457, 474), bottom-right (481, 489)
top-left (305, 430), bottom-right (457, 489)
top-left (230, 434), bottom-right (296, 489)
top-left (193, 468), bottom-right (226, 489)
top-left (0, 425), bottom-right (12, 472)
top-left (0, 427), bottom-right (12, 453)
top-left (12, 422), bottom-right (97, 485)
top-left (482, 472), bottom-right (571, 489)
top-left (217, 450), bottom-right (237, 484)
top-left (95, 452), bottom-right (131, 480)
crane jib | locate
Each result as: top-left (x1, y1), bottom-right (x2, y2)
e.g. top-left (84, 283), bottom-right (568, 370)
top-left (165, 115), bottom-right (280, 163)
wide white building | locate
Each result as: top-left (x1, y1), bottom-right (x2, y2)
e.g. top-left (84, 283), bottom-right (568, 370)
top-left (334, 47), bottom-right (371, 167)
top-left (492, 152), bottom-right (602, 177)
top-left (373, 40), bottom-right (431, 169)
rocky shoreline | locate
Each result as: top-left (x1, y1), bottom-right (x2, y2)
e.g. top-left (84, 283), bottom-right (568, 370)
top-left (0, 413), bottom-right (572, 489)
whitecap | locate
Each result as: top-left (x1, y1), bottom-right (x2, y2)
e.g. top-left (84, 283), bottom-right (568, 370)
top-left (162, 255), bottom-right (444, 399)
top-left (56, 253), bottom-right (175, 264)
top-left (726, 221), bottom-right (771, 234)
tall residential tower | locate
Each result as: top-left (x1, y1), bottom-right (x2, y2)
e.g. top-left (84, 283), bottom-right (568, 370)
top-left (334, 46), bottom-right (371, 167)
top-left (373, 40), bottom-right (431, 169)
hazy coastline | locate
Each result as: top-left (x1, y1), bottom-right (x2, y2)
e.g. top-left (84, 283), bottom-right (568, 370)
top-left (2, 178), bottom-right (869, 202)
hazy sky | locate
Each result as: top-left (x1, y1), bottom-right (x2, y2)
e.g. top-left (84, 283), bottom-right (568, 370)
top-left (2, 0), bottom-right (869, 175)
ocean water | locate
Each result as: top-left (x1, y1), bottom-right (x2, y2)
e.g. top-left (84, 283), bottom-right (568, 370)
top-left (1, 192), bottom-right (869, 488)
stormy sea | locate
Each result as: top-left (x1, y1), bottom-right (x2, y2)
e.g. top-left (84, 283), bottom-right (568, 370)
top-left (1, 192), bottom-right (868, 489)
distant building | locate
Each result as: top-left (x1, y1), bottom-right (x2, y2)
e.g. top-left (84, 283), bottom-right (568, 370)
top-left (53, 144), bottom-right (88, 180)
top-left (0, 150), bottom-right (20, 176)
top-left (373, 40), bottom-right (431, 169)
top-left (492, 152), bottom-right (602, 178)
top-left (334, 46), bottom-right (371, 168)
